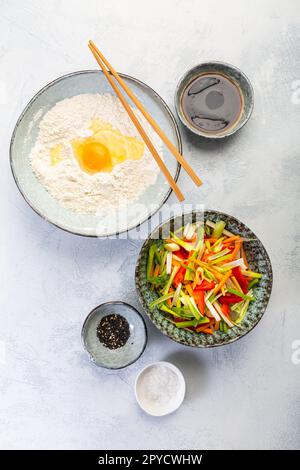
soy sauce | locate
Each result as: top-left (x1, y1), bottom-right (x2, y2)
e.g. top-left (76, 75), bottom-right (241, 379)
top-left (181, 73), bottom-right (243, 134)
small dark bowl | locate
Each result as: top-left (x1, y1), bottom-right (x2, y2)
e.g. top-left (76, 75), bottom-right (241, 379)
top-left (175, 61), bottom-right (254, 138)
top-left (82, 301), bottom-right (147, 369)
top-left (135, 211), bottom-right (272, 348)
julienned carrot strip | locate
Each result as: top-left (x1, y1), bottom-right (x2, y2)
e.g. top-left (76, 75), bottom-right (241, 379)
top-left (221, 304), bottom-right (230, 317)
top-left (229, 241), bottom-right (242, 260)
top-left (186, 284), bottom-right (194, 297)
top-left (231, 276), bottom-right (243, 293)
top-left (193, 260), bottom-right (224, 281)
top-left (172, 259), bottom-right (181, 268)
top-left (154, 265), bottom-right (160, 276)
top-left (202, 328), bottom-right (213, 334)
top-left (204, 238), bottom-right (218, 243)
top-left (215, 321), bottom-right (220, 331)
top-left (212, 270), bottom-right (232, 295)
top-left (223, 236), bottom-right (241, 245)
top-left (192, 269), bottom-right (200, 289)
top-left (196, 323), bottom-right (212, 333)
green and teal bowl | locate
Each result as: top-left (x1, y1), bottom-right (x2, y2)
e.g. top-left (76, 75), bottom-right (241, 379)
top-left (135, 211), bottom-right (273, 348)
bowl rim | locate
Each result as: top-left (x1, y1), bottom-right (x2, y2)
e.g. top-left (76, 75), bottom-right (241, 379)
top-left (135, 209), bottom-right (273, 348)
top-left (134, 360), bottom-right (186, 416)
top-left (81, 300), bottom-right (148, 369)
top-left (10, 69), bottom-right (182, 238)
top-left (175, 60), bottom-right (254, 139)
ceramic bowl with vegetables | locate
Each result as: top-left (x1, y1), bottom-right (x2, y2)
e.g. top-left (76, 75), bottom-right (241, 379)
top-left (135, 211), bottom-right (273, 348)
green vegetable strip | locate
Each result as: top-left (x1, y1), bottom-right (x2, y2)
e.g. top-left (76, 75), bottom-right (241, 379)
top-left (160, 304), bottom-right (181, 317)
top-left (241, 270), bottom-right (262, 279)
top-left (160, 250), bottom-right (167, 271)
top-left (204, 269), bottom-right (217, 281)
top-left (185, 295), bottom-right (200, 320)
top-left (195, 225), bottom-right (205, 251)
top-left (149, 292), bottom-right (174, 309)
top-left (170, 233), bottom-right (194, 252)
top-left (248, 278), bottom-right (259, 290)
top-left (147, 244), bottom-right (156, 281)
top-left (175, 319), bottom-right (199, 328)
top-left (162, 265), bottom-right (179, 295)
top-left (227, 287), bottom-right (255, 301)
top-left (208, 248), bottom-right (230, 261)
top-left (212, 220), bottom-right (226, 239)
top-left (184, 251), bottom-right (197, 281)
top-left (235, 298), bottom-right (250, 324)
top-left (210, 254), bottom-right (232, 265)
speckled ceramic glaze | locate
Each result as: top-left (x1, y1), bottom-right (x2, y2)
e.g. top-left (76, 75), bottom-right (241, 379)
top-left (135, 211), bottom-right (273, 348)
top-left (175, 62), bottom-right (254, 138)
top-left (82, 301), bottom-right (147, 368)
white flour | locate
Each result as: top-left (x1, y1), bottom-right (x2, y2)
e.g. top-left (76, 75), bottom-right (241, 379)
top-left (30, 93), bottom-right (161, 214)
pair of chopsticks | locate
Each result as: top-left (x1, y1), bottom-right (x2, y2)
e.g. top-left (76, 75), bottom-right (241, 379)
top-left (88, 40), bottom-right (202, 202)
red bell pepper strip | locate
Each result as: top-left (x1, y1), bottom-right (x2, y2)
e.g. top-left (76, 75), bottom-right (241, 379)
top-left (194, 289), bottom-right (205, 315)
top-left (221, 303), bottom-right (230, 317)
top-left (194, 280), bottom-right (215, 291)
top-left (173, 266), bottom-right (186, 288)
top-left (219, 295), bottom-right (242, 304)
top-left (232, 267), bottom-right (249, 294)
top-left (177, 248), bottom-right (189, 260)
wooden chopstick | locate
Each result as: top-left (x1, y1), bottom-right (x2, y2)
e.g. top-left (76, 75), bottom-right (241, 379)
top-left (89, 40), bottom-right (202, 187)
top-left (88, 43), bottom-right (184, 202)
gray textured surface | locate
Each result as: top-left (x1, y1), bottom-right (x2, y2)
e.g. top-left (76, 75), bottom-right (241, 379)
top-left (0, 0), bottom-right (299, 450)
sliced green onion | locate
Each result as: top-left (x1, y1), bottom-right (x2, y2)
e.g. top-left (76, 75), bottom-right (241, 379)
top-left (147, 244), bottom-right (156, 281)
top-left (175, 319), bottom-right (199, 328)
top-left (241, 270), bottom-right (262, 279)
top-left (206, 220), bottom-right (234, 238)
top-left (165, 242), bottom-right (180, 252)
top-left (160, 304), bottom-right (180, 317)
top-left (171, 283), bottom-right (182, 307)
top-left (160, 250), bottom-right (167, 271)
top-left (149, 292), bottom-right (174, 309)
top-left (221, 258), bottom-right (247, 270)
top-left (212, 220), bottom-right (226, 239)
top-left (210, 253), bottom-right (232, 265)
top-left (170, 233), bottom-right (194, 252)
top-left (185, 295), bottom-right (200, 320)
top-left (213, 301), bottom-right (235, 327)
top-left (227, 287), bottom-right (255, 301)
top-left (162, 265), bottom-right (179, 295)
top-left (205, 298), bottom-right (221, 321)
top-left (166, 252), bottom-right (172, 274)
top-left (248, 278), bottom-right (259, 290)
top-left (208, 248), bottom-right (230, 261)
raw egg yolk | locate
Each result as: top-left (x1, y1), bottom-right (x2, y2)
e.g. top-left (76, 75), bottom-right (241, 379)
top-left (71, 119), bottom-right (145, 174)
top-left (77, 140), bottom-right (113, 173)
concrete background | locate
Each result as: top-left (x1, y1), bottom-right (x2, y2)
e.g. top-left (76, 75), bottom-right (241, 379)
top-left (0, 0), bottom-right (299, 450)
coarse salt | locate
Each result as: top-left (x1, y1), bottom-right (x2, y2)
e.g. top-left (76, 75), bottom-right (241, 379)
top-left (136, 364), bottom-right (182, 415)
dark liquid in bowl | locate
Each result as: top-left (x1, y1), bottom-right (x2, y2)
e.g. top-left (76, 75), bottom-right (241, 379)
top-left (181, 73), bottom-right (243, 134)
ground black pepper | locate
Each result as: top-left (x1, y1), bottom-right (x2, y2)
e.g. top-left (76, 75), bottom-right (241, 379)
top-left (97, 314), bottom-right (130, 350)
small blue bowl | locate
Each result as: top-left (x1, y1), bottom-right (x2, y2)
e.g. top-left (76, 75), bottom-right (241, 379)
top-left (82, 301), bottom-right (147, 369)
